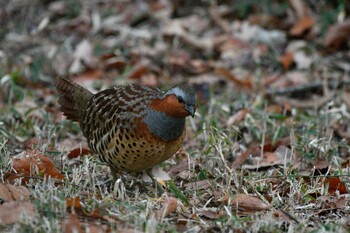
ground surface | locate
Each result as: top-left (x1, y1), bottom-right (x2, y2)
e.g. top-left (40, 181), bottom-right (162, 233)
top-left (0, 1), bottom-right (350, 232)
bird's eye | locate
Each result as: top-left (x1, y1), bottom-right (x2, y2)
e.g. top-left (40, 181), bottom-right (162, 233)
top-left (177, 96), bottom-right (184, 103)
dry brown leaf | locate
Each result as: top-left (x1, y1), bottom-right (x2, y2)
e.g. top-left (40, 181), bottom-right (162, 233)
top-left (262, 152), bottom-right (280, 164)
top-left (241, 143), bottom-right (293, 171)
top-left (289, 0), bottom-right (309, 19)
top-left (226, 108), bottom-right (248, 127)
top-left (248, 14), bottom-right (281, 28)
top-left (69, 199), bottom-right (106, 222)
top-left (341, 158), bottom-right (350, 168)
top-left (169, 158), bottom-right (195, 175)
top-left (274, 91), bottom-right (335, 109)
top-left (324, 19), bottom-right (350, 51)
top-left (162, 20), bottom-right (213, 52)
top-left (156, 197), bottom-right (178, 219)
top-left (221, 194), bottom-right (271, 214)
top-left (102, 55), bottom-right (127, 71)
top-left (272, 138), bottom-right (292, 151)
top-left (67, 198), bottom-right (106, 222)
top-left (232, 194), bottom-right (270, 212)
top-left (278, 51), bottom-right (294, 70)
top-left (0, 201), bottom-right (38, 224)
top-left (6, 149), bottom-right (64, 183)
top-left (183, 179), bottom-right (212, 190)
top-left (140, 73), bottom-right (159, 87)
top-left (209, 7), bottom-right (231, 34)
top-left (213, 189), bottom-right (226, 200)
top-left (274, 209), bottom-right (299, 223)
top-left (127, 64), bottom-right (149, 80)
top-left (258, 137), bottom-right (291, 154)
top-left (60, 10), bottom-right (91, 34)
top-left (214, 36), bottom-right (249, 54)
top-left (11, 75), bottom-right (49, 90)
top-left (319, 196), bottom-right (346, 209)
top-left (215, 67), bottom-right (253, 90)
top-left (324, 177), bottom-right (347, 195)
top-left (67, 147), bottom-right (92, 159)
top-left (289, 16), bottom-right (314, 36)
top-left (63, 211), bottom-right (109, 233)
top-left (342, 92), bottom-right (350, 108)
top-left (22, 137), bottom-right (41, 149)
top-left (262, 75), bottom-right (280, 87)
top-left (85, 223), bottom-right (104, 233)
top-left (165, 52), bottom-right (208, 75)
top-left (62, 213), bottom-right (82, 233)
top-left (331, 122), bottom-right (350, 143)
top-left (232, 145), bottom-right (260, 169)
top-left (66, 196), bottom-right (81, 209)
top-left (267, 104), bottom-right (284, 114)
top-left (84, 209), bottom-right (106, 221)
top-left (242, 162), bottom-right (283, 172)
top-left (270, 70), bottom-right (308, 90)
top-left (233, 138), bottom-right (292, 170)
top-left (198, 209), bottom-right (224, 220)
top-left (242, 155), bottom-right (287, 171)
top-left (0, 183), bottom-right (30, 202)
top-left (71, 70), bottom-right (103, 84)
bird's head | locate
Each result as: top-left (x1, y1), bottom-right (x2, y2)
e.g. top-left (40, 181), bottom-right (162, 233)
top-left (150, 84), bottom-right (197, 118)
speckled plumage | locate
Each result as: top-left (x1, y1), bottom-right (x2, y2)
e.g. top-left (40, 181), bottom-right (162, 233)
top-left (54, 77), bottom-right (196, 174)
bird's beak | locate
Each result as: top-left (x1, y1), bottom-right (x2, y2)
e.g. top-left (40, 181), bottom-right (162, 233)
top-left (185, 105), bottom-right (196, 118)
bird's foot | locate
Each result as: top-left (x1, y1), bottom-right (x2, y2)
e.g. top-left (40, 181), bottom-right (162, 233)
top-left (146, 169), bottom-right (166, 196)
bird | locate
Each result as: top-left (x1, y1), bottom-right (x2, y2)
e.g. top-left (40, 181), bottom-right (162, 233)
top-left (54, 76), bottom-right (196, 188)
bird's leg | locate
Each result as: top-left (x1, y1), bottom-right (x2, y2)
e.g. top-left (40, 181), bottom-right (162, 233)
top-left (110, 166), bottom-right (120, 183)
top-left (109, 167), bottom-right (127, 199)
top-left (146, 169), bottom-right (165, 195)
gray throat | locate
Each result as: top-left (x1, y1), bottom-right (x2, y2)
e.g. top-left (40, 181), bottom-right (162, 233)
top-left (142, 110), bottom-right (185, 141)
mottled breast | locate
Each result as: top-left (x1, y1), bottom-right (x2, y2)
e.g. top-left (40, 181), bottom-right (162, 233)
top-left (80, 84), bottom-right (186, 172)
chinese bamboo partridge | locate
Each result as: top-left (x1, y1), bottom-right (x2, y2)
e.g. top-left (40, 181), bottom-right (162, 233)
top-left (54, 76), bottom-right (196, 182)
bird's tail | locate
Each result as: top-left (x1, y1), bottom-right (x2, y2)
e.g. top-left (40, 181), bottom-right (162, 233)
top-left (54, 76), bottom-right (93, 121)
